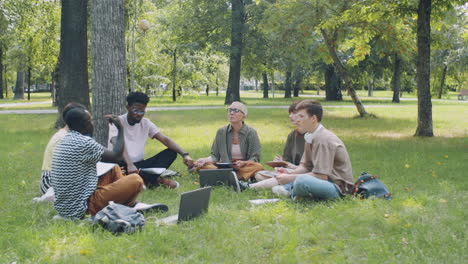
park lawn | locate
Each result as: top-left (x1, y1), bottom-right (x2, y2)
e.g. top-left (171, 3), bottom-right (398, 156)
top-left (0, 102), bottom-right (466, 263)
top-left (0, 90), bottom-right (464, 110)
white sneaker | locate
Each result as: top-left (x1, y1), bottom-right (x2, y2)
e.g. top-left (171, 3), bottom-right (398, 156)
top-left (272, 185), bottom-right (290, 196)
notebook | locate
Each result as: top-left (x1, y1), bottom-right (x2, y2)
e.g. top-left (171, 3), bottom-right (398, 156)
top-left (198, 168), bottom-right (241, 192)
top-left (155, 186), bottom-right (212, 225)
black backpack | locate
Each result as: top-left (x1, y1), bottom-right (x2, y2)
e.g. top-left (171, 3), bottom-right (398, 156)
top-left (352, 172), bottom-right (392, 200)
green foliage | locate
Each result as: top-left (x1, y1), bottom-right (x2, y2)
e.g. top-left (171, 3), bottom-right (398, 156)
top-left (3, 0), bottom-right (60, 81)
top-left (0, 99), bottom-right (467, 262)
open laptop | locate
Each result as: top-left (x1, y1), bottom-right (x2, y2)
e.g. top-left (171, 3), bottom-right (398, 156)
top-left (155, 186), bottom-right (212, 225)
top-left (198, 168), bottom-right (241, 192)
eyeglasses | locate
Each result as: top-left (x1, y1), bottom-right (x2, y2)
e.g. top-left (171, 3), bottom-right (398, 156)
top-left (227, 108), bottom-right (243, 114)
top-left (131, 109), bottom-right (145, 115)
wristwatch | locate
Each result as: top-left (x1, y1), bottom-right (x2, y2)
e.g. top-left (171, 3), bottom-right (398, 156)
top-left (181, 152), bottom-right (189, 157)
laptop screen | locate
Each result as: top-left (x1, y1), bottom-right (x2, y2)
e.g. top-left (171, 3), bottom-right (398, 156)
top-left (178, 186), bottom-right (212, 222)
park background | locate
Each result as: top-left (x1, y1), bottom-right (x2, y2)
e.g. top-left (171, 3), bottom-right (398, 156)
top-left (1, 0), bottom-right (468, 263)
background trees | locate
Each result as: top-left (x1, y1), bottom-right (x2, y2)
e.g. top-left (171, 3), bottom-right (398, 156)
top-left (1, 0), bottom-right (466, 137)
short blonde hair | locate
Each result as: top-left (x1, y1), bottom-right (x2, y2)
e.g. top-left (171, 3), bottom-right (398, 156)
top-left (229, 101), bottom-right (247, 116)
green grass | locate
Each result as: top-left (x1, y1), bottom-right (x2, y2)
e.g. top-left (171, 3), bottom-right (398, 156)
top-left (0, 100), bottom-right (467, 263)
top-left (1, 90), bottom-right (465, 110)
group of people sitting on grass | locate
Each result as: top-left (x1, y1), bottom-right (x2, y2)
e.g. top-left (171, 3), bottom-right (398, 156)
top-left (38, 91), bottom-right (353, 220)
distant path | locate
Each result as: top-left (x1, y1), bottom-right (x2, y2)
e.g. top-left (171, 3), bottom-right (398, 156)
top-left (0, 101), bottom-right (53, 108)
top-left (0, 104), bottom-right (407, 115)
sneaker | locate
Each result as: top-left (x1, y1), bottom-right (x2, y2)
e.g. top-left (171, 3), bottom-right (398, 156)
top-left (159, 177), bottom-right (180, 189)
top-left (133, 202), bottom-right (169, 214)
top-left (272, 185), bottom-right (291, 196)
top-left (238, 180), bottom-right (250, 192)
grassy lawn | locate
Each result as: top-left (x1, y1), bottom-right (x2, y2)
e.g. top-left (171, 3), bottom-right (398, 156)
top-left (0, 99), bottom-right (466, 263)
top-left (0, 90), bottom-right (464, 110)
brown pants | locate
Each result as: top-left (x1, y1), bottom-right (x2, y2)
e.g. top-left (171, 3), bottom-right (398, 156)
top-left (87, 165), bottom-right (143, 215)
top-left (201, 161), bottom-right (264, 181)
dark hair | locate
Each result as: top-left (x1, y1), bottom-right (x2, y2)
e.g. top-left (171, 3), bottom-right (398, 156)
top-left (126, 92), bottom-right (149, 106)
top-left (64, 107), bottom-right (89, 132)
top-left (62, 102), bottom-right (86, 120)
top-left (296, 99), bottom-right (323, 122)
top-left (288, 100), bottom-right (301, 114)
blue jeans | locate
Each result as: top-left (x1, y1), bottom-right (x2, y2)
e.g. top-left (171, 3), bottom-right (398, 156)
top-left (292, 175), bottom-right (341, 200)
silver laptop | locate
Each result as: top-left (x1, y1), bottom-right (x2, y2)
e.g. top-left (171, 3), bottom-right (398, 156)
top-left (198, 168), bottom-right (241, 192)
top-left (156, 186), bottom-right (212, 225)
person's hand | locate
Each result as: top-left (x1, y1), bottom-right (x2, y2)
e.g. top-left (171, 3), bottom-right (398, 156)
top-left (195, 158), bottom-right (206, 168)
top-left (105, 115), bottom-right (122, 129)
top-left (183, 155), bottom-right (194, 168)
top-left (275, 167), bottom-right (288, 174)
top-left (286, 162), bottom-right (297, 170)
top-left (275, 173), bottom-right (295, 185)
top-left (273, 155), bottom-right (283, 162)
top-left (235, 160), bottom-right (248, 168)
top-left (127, 163), bottom-right (138, 174)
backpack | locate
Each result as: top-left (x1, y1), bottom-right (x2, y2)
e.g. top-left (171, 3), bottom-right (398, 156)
top-left (92, 202), bottom-right (146, 234)
top-left (353, 172), bottom-right (392, 200)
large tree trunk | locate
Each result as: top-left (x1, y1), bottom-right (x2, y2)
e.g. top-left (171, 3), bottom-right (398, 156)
top-left (55, 0), bottom-right (90, 127)
top-left (391, 53), bottom-right (402, 103)
top-left (91, 0), bottom-right (127, 145)
top-left (437, 64), bottom-right (447, 99)
top-left (284, 71), bottom-right (292, 98)
top-left (321, 29), bottom-right (369, 117)
top-left (224, 0), bottom-right (244, 105)
top-left (414, 0), bottom-right (433, 137)
top-left (262, 72), bottom-right (269, 98)
top-left (14, 72), bottom-right (25, 100)
top-left (0, 47), bottom-right (3, 99)
top-left (324, 64), bottom-right (342, 101)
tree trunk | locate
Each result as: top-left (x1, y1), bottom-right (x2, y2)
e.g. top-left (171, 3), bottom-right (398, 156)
top-left (14, 72), bottom-right (25, 100)
top-left (206, 84), bottom-right (209, 96)
top-left (284, 71), bottom-right (292, 98)
top-left (324, 64), bottom-right (342, 101)
top-left (262, 72), bottom-right (269, 98)
top-left (321, 29), bottom-right (369, 117)
top-left (55, 0), bottom-right (90, 127)
top-left (0, 47), bottom-right (3, 99)
top-left (52, 64), bottom-right (59, 106)
top-left (391, 53), bottom-right (401, 103)
top-left (437, 64), bottom-right (447, 99)
top-left (414, 0), bottom-right (433, 137)
top-left (172, 49), bottom-right (177, 102)
top-left (224, 0), bottom-right (244, 105)
top-left (367, 77), bottom-right (374, 97)
top-left (3, 65), bottom-right (7, 98)
top-left (27, 66), bottom-right (31, 101)
top-left (216, 72), bottom-right (219, 96)
top-left (293, 70), bottom-right (302, 97)
top-left (91, 0), bottom-right (127, 145)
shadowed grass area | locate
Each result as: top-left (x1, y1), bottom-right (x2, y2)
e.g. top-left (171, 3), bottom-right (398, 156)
top-left (0, 103), bottom-right (466, 263)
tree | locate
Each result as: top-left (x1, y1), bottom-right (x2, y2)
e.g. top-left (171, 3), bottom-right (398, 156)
top-left (225, 0), bottom-right (246, 104)
top-left (414, 0), bottom-right (433, 137)
top-left (391, 53), bottom-right (402, 103)
top-left (90, 0), bottom-right (127, 145)
top-left (55, 0), bottom-right (90, 127)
